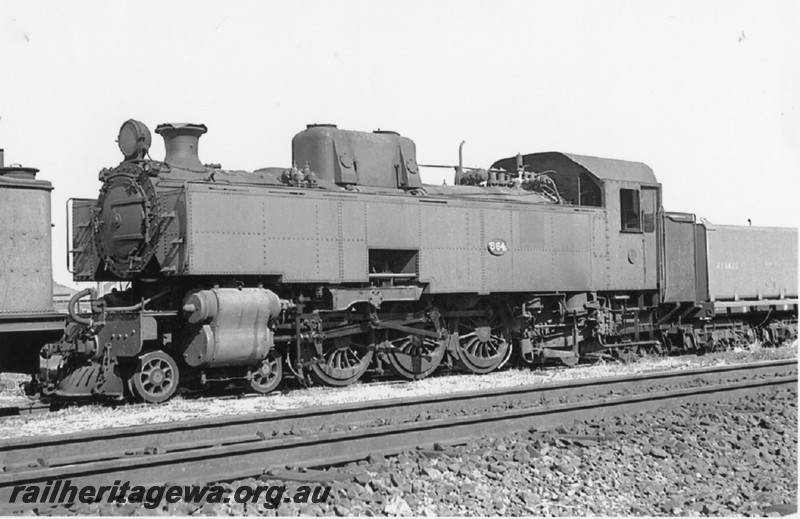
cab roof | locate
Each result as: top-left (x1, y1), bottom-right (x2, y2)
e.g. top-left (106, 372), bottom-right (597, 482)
top-left (492, 151), bottom-right (658, 185)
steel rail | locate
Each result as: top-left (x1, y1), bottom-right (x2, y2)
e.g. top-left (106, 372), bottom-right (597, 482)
top-left (0, 359), bottom-right (795, 508)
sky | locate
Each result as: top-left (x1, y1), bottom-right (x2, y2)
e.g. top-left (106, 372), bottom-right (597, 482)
top-left (1, 0), bottom-right (798, 288)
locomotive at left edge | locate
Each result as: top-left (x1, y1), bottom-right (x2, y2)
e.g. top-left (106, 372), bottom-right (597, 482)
top-left (0, 151), bottom-right (64, 375)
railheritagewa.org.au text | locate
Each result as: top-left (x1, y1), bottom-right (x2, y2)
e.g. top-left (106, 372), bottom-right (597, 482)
top-left (9, 480), bottom-right (331, 510)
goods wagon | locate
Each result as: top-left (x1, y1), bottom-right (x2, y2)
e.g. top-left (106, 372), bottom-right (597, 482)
top-left (660, 213), bottom-right (797, 349)
top-left (705, 224), bottom-right (797, 302)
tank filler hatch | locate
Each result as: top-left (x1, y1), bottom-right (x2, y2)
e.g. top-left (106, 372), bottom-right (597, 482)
top-left (292, 125), bottom-right (423, 190)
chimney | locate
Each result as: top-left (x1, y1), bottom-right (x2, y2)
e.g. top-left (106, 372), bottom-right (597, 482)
top-left (0, 149), bottom-right (4, 168)
top-left (155, 123), bottom-right (208, 170)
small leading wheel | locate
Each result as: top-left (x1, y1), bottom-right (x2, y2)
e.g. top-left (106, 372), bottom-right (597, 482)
top-left (247, 351), bottom-right (283, 394)
top-left (129, 351), bottom-right (179, 403)
top-left (385, 332), bottom-right (445, 380)
top-left (310, 335), bottom-right (374, 387)
top-left (453, 315), bottom-right (511, 374)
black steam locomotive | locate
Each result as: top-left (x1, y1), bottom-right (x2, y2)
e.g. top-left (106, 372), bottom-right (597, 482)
top-left (25, 119), bottom-right (797, 402)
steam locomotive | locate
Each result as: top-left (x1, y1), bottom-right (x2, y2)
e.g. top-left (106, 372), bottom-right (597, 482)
top-left (15, 119), bottom-right (797, 402)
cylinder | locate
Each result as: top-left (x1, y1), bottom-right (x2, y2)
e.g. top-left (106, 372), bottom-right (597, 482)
top-left (182, 288), bottom-right (282, 368)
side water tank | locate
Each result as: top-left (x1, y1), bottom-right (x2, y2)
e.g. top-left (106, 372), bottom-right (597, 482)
top-left (0, 153), bottom-right (54, 314)
top-left (292, 125), bottom-right (422, 190)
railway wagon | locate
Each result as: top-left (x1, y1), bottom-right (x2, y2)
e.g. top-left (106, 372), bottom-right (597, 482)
top-left (659, 213), bottom-right (797, 349)
top-left (0, 151), bottom-right (64, 374)
top-left (705, 224), bottom-right (797, 302)
top-left (703, 223), bottom-right (798, 346)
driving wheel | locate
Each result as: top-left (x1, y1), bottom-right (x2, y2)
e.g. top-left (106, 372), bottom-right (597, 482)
top-left (453, 314), bottom-right (511, 374)
top-left (310, 334), bottom-right (374, 386)
top-left (385, 331), bottom-right (445, 380)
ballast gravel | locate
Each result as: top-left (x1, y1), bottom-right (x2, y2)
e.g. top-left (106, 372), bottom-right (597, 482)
top-left (32, 385), bottom-right (797, 516)
top-left (269, 388), bottom-right (797, 517)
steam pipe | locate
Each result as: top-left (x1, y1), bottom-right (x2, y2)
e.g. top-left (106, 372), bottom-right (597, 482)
top-left (454, 140), bottom-right (466, 184)
top-left (69, 288), bottom-right (97, 326)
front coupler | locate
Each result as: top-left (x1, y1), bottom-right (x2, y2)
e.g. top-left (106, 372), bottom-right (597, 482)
top-left (38, 288), bottom-right (130, 399)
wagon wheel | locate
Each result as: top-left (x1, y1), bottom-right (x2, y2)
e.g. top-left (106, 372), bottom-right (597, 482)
top-left (310, 334), bottom-right (374, 386)
top-left (385, 330), bottom-right (446, 381)
top-left (128, 350), bottom-right (179, 403)
top-left (453, 314), bottom-right (511, 374)
top-left (246, 350), bottom-right (283, 394)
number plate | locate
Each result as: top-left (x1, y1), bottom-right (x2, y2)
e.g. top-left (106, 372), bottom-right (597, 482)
top-left (487, 239), bottom-right (508, 256)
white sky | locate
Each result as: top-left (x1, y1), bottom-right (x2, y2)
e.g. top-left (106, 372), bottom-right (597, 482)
top-left (1, 0), bottom-right (798, 288)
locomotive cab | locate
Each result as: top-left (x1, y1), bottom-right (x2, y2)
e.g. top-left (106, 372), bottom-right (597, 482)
top-left (493, 151), bottom-right (662, 296)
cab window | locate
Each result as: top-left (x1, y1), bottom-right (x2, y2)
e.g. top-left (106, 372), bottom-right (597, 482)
top-left (641, 188), bottom-right (657, 233)
top-left (620, 188), bottom-right (641, 232)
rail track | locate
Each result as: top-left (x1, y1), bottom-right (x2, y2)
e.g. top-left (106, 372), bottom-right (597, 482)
top-left (0, 358), bottom-right (795, 510)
